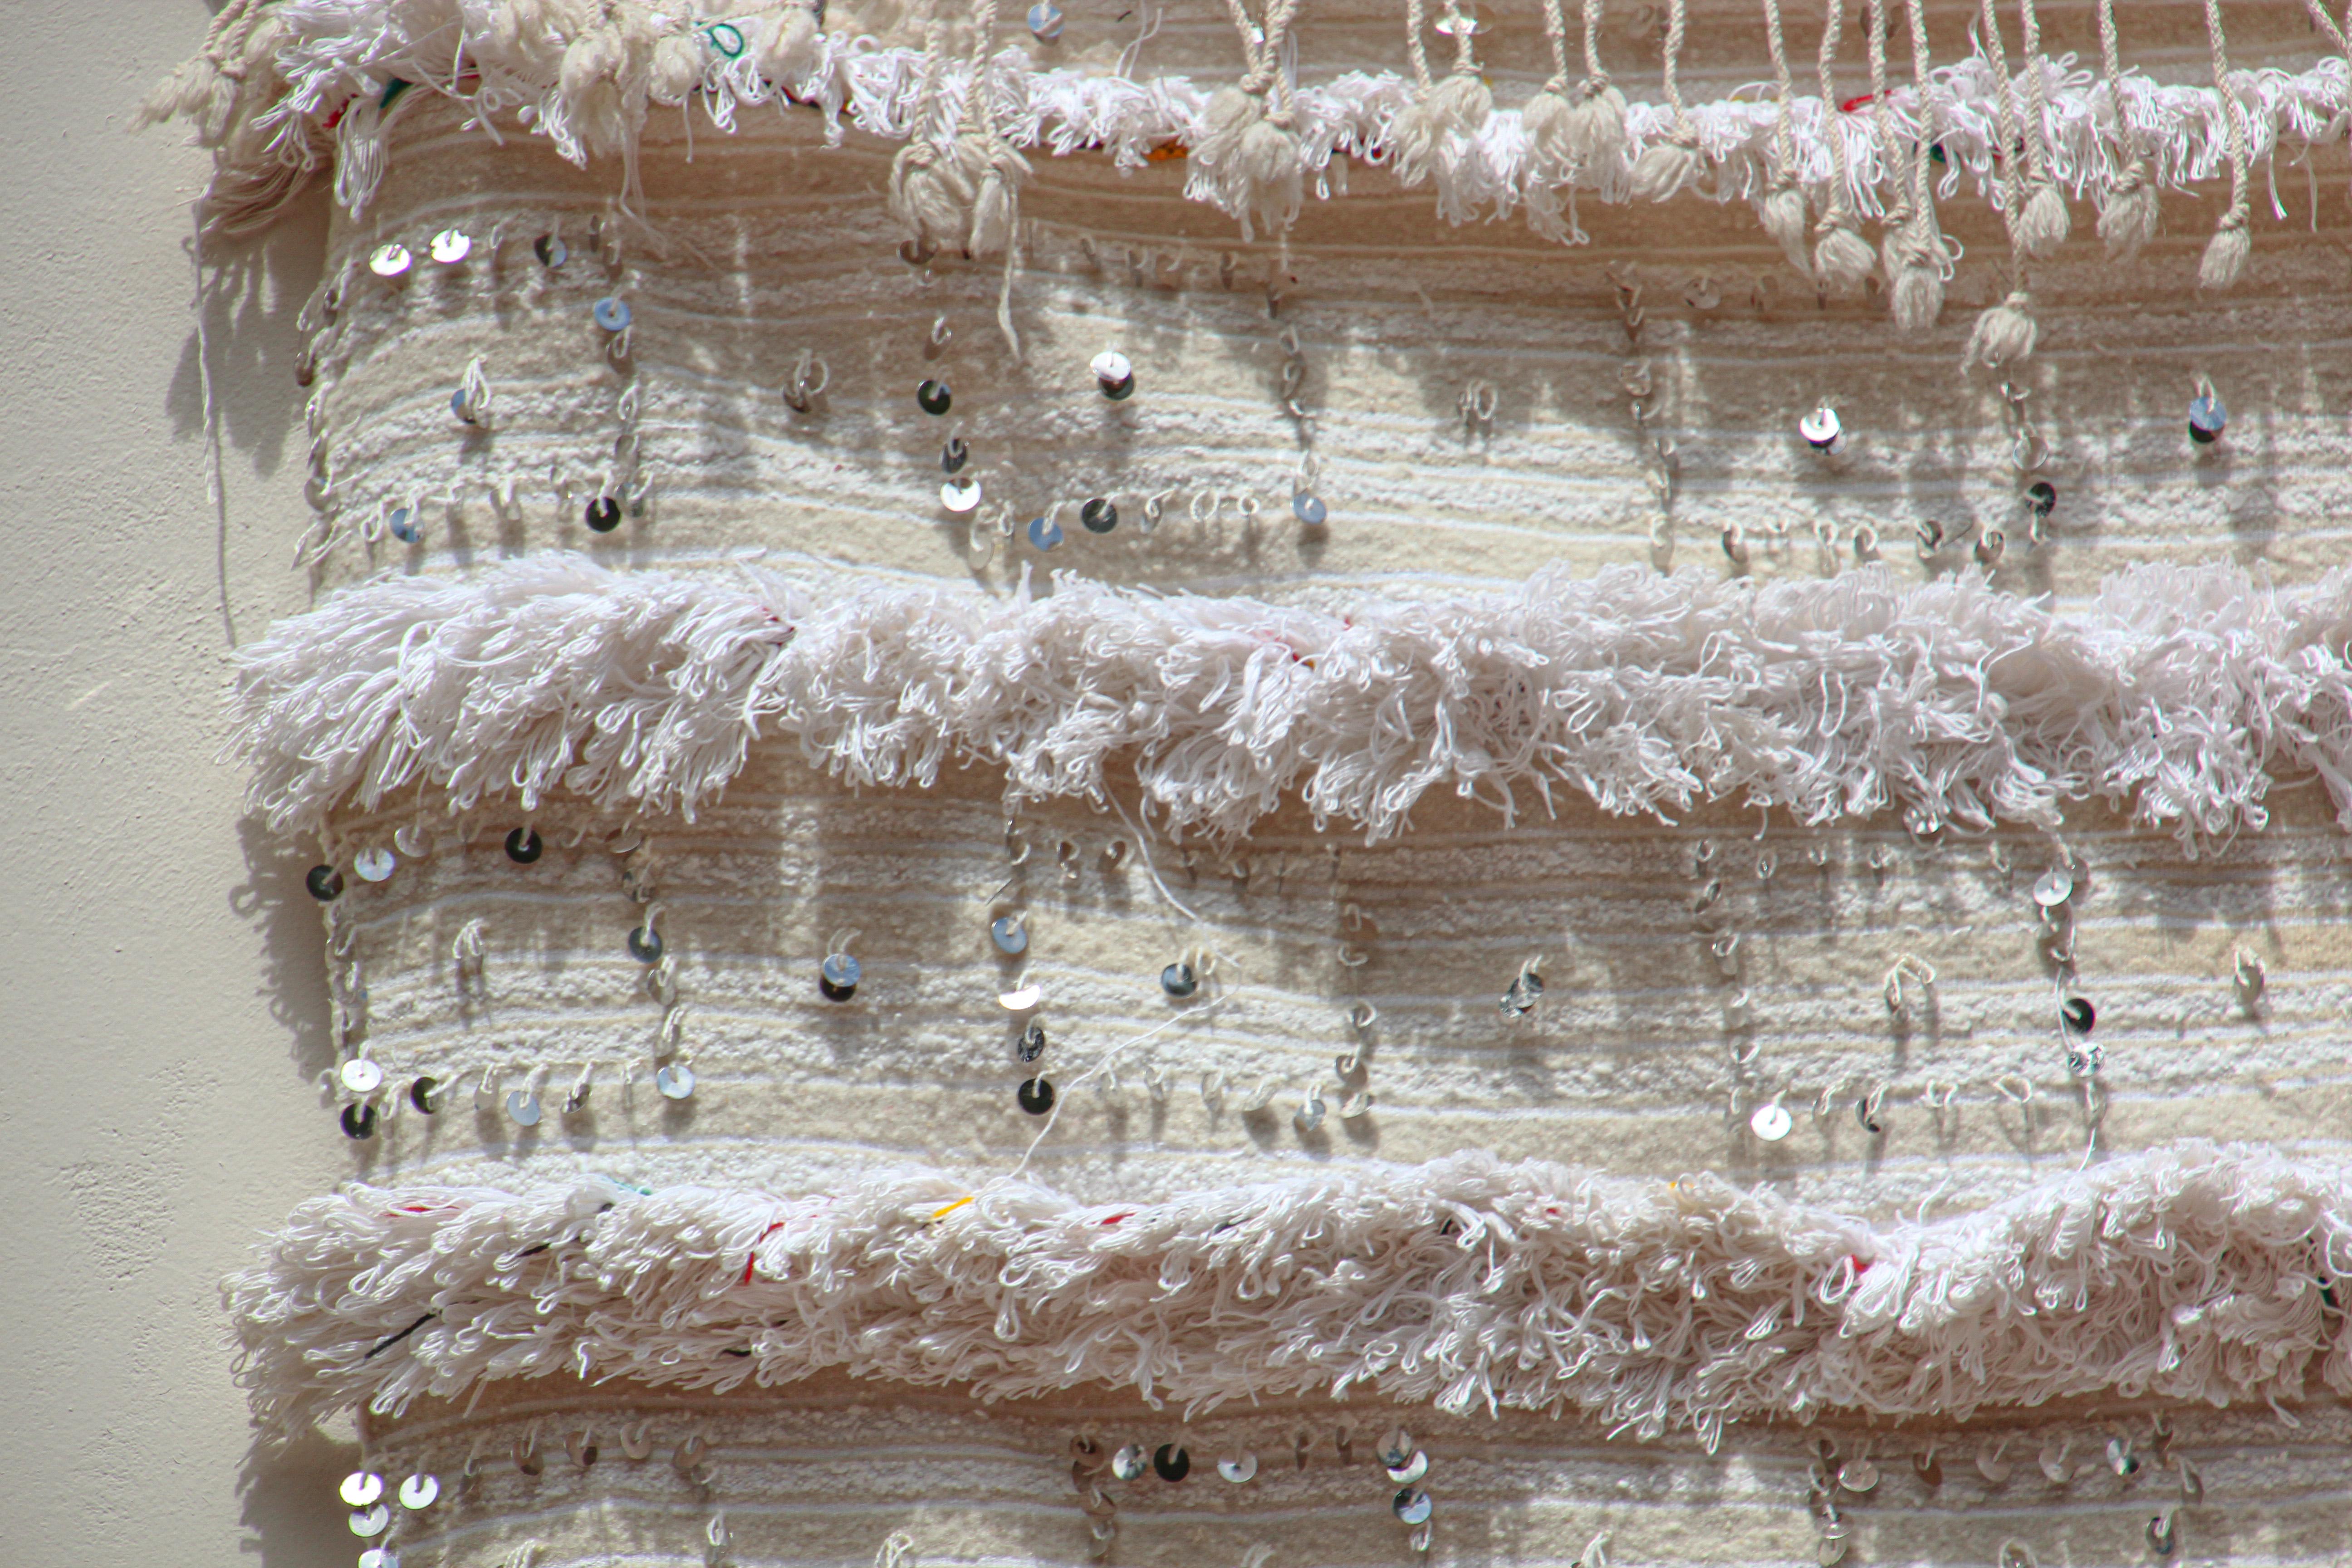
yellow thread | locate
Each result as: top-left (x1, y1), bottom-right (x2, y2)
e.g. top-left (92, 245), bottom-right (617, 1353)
top-left (931, 1196), bottom-right (976, 1220)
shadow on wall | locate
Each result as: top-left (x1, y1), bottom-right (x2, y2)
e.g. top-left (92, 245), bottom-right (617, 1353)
top-left (238, 1425), bottom-right (358, 1568)
top-left (166, 180), bottom-right (328, 649)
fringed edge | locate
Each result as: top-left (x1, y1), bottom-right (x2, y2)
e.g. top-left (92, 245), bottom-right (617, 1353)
top-left (225, 1141), bottom-right (2352, 1440)
top-left (142, 0), bottom-right (2352, 250)
top-left (227, 554), bottom-right (2352, 850)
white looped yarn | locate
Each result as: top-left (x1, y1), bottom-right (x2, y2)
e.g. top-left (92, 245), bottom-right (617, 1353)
top-left (230, 554), bottom-right (2352, 849)
top-left (225, 1142), bottom-right (2352, 1439)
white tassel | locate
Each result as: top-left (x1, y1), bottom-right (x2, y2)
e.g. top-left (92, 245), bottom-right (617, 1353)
top-left (966, 144), bottom-right (1032, 258)
top-left (759, 4), bottom-right (823, 90)
top-left (1629, 141), bottom-right (1701, 201)
top-left (1192, 88), bottom-right (1298, 240)
top-left (1520, 87), bottom-right (1574, 171)
top-left (1564, 83), bottom-right (1628, 172)
top-left (2017, 181), bottom-right (2072, 257)
top-left (649, 32), bottom-right (703, 104)
top-left (887, 142), bottom-right (976, 252)
top-left (1755, 184), bottom-right (1809, 274)
top-left (1812, 215), bottom-right (1876, 292)
top-left (1964, 289), bottom-right (2039, 370)
top-left (1392, 74), bottom-right (1493, 188)
top-left (2199, 220), bottom-right (2250, 289)
top-left (1884, 213), bottom-right (1947, 333)
top-left (2096, 162), bottom-right (2159, 261)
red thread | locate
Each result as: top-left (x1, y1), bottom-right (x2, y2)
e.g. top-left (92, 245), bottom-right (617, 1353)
top-left (742, 1221), bottom-right (788, 1284)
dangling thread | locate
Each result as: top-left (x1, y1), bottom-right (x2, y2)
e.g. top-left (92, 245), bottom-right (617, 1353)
top-left (2198, 0), bottom-right (2254, 288)
top-left (1964, 0), bottom-right (2038, 370)
top-left (1811, 0), bottom-right (1877, 290)
top-left (1755, 0), bottom-right (1810, 273)
top-left (1631, 0), bottom-right (1704, 199)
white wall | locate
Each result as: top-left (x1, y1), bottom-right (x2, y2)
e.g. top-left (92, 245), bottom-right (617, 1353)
top-left (0, 3), bottom-right (353, 1560)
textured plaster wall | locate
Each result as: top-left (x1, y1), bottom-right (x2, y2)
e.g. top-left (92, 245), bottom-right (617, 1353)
top-left (0, 3), bottom-right (351, 1561)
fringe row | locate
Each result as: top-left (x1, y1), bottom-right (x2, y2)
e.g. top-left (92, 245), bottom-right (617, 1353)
top-left (230, 555), bottom-right (2352, 847)
top-left (151, 0), bottom-right (2348, 243)
top-left (226, 1142), bottom-right (2352, 1439)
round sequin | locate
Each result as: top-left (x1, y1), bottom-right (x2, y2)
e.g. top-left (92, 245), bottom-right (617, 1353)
top-left (821, 952), bottom-right (862, 1001)
top-left (1028, 515), bottom-right (1063, 550)
top-left (1386, 1450), bottom-right (1429, 1485)
top-left (1377, 1428), bottom-right (1414, 1469)
top-left (451, 388), bottom-right (476, 424)
top-left (2032, 868), bottom-right (2073, 907)
top-left (387, 506), bottom-right (421, 543)
top-left (306, 864), bottom-right (344, 902)
top-left (1217, 1452), bottom-right (1257, 1483)
top-left (2189, 393), bottom-right (2227, 444)
top-left (2061, 995), bottom-right (2096, 1035)
top-left (353, 847), bottom-right (397, 882)
top-left (359, 1551), bottom-right (400, 1568)
top-left (505, 828), bottom-right (543, 864)
top-left (534, 234), bottom-right (567, 267)
top-left (593, 296), bottom-right (632, 332)
top-left (340, 1102), bottom-right (377, 1139)
top-left (1027, 1), bottom-right (1064, 40)
top-left (998, 983), bottom-right (1043, 1011)
top-left (1110, 1444), bottom-right (1148, 1481)
top-left (398, 1473), bottom-right (441, 1509)
top-left (368, 244), bottom-right (412, 277)
top-left (628, 925), bottom-right (664, 963)
top-left (1799, 407), bottom-right (1843, 451)
top-left (339, 1058), bottom-right (384, 1095)
top-left (657, 1063), bottom-right (696, 1100)
top-left (1293, 493), bottom-right (1328, 527)
top-left (1153, 1444), bottom-right (1191, 1482)
top-left (1394, 1489), bottom-right (1433, 1525)
top-left (1080, 497), bottom-right (1117, 534)
top-left (941, 479), bottom-right (982, 513)
top-left (991, 915), bottom-right (1029, 955)
top-left (409, 1076), bottom-right (440, 1114)
top-left (2026, 480), bottom-right (2058, 518)
top-left (1749, 1102), bottom-right (1793, 1142)
top-left (916, 379), bottom-right (952, 416)
top-left (941, 436), bottom-right (970, 475)
top-left (1017, 1076), bottom-right (1056, 1115)
top-left (1161, 962), bottom-right (1197, 999)
top-left (1091, 349), bottom-right (1135, 400)
top-left (350, 1502), bottom-right (392, 1537)
top-left (585, 496), bottom-right (622, 533)
top-left (1838, 1459), bottom-right (1879, 1492)
top-left (1017, 1019), bottom-right (1047, 1062)
top-left (429, 228), bottom-right (472, 265)
top-left (507, 1089), bottom-right (543, 1126)
top-left (341, 1472), bottom-right (386, 1508)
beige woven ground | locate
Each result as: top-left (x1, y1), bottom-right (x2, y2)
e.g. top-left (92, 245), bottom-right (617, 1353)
top-left (244, 3), bottom-right (2352, 1562)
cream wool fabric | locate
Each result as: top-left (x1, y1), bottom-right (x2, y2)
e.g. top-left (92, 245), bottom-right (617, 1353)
top-left (177, 0), bottom-right (2352, 1561)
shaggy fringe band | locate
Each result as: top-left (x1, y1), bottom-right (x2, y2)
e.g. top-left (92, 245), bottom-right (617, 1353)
top-left (161, 0), bottom-right (2346, 239)
top-left (231, 556), bottom-right (2352, 847)
top-left (228, 1142), bottom-right (2352, 1440)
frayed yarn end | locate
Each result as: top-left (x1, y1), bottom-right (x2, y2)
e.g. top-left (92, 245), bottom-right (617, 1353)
top-left (2200, 221), bottom-right (2250, 290)
top-left (1756, 184), bottom-right (1810, 275)
top-left (1964, 289), bottom-right (2038, 372)
top-left (2096, 167), bottom-right (2158, 262)
top-left (1630, 141), bottom-right (1702, 203)
top-left (1813, 219), bottom-right (1876, 294)
top-left (2016, 182), bottom-right (2071, 259)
